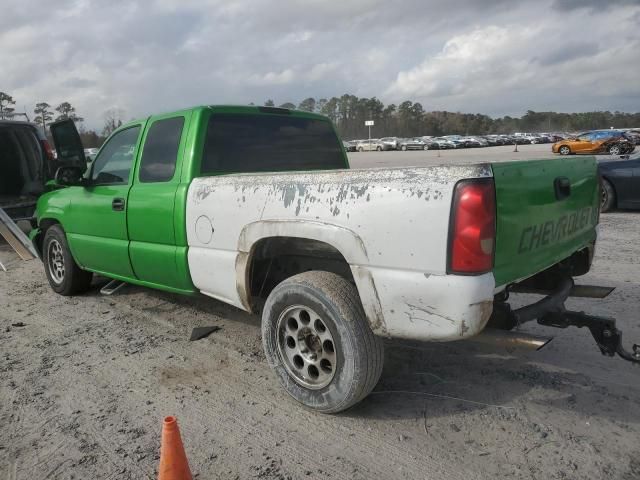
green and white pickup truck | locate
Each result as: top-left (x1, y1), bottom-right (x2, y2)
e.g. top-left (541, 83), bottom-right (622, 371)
top-left (32, 105), bottom-right (639, 413)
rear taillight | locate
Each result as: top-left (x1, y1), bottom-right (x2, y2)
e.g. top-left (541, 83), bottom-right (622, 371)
top-left (41, 139), bottom-right (54, 161)
top-left (448, 178), bottom-right (496, 274)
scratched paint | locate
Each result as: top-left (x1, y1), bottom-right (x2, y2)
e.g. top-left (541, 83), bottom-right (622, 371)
top-left (186, 164), bottom-right (496, 342)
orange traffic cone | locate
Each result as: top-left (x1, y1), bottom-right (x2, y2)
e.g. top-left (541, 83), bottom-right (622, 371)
top-left (158, 416), bottom-right (192, 480)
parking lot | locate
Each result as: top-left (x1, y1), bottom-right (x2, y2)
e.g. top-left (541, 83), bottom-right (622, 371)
top-left (348, 142), bottom-right (558, 168)
top-left (1, 144), bottom-right (639, 479)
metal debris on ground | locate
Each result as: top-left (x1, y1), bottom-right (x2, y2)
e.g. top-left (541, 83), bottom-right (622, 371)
top-left (100, 279), bottom-right (127, 295)
top-left (189, 326), bottom-right (221, 341)
top-left (0, 207), bottom-right (37, 262)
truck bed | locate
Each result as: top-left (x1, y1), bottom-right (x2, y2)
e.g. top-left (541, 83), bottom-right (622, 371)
top-left (186, 158), bottom-right (598, 342)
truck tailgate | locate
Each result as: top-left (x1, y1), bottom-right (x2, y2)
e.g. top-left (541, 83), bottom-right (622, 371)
top-left (492, 157), bottom-right (599, 287)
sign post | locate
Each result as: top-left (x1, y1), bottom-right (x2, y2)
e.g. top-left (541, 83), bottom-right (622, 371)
top-left (365, 120), bottom-right (374, 149)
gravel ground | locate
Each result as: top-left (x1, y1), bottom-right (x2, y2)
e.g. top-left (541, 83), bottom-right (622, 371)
top-left (1, 145), bottom-right (639, 479)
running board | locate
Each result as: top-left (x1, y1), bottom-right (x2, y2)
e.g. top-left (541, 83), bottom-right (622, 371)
top-left (0, 208), bottom-right (37, 262)
top-left (100, 280), bottom-right (127, 295)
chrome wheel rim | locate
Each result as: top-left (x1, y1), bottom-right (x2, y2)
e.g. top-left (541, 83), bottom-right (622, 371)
top-left (560, 146), bottom-right (569, 155)
top-left (601, 185), bottom-right (608, 208)
top-left (610, 146), bottom-right (620, 155)
top-left (47, 239), bottom-right (65, 284)
top-left (276, 305), bottom-right (337, 390)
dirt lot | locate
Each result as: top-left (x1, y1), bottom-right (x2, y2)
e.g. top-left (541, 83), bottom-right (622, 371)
top-left (1, 145), bottom-right (639, 479)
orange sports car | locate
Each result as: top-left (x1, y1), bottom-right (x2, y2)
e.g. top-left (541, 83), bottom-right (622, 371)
top-left (552, 130), bottom-right (635, 155)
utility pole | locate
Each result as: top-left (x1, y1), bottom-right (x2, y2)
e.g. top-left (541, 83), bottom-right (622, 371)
top-left (365, 120), bottom-right (374, 149)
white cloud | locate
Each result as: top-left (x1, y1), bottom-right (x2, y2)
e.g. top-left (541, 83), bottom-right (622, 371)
top-left (384, 4), bottom-right (640, 114)
top-left (0, 0), bottom-right (638, 129)
top-left (246, 69), bottom-right (296, 86)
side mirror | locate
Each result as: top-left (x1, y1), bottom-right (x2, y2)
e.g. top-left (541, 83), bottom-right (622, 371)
top-left (54, 166), bottom-right (86, 186)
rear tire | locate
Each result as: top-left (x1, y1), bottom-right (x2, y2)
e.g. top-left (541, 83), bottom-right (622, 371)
top-left (261, 271), bottom-right (384, 414)
top-left (376, 146), bottom-right (382, 151)
top-left (401, 145), bottom-right (407, 151)
top-left (43, 225), bottom-right (93, 295)
top-left (559, 145), bottom-right (571, 155)
top-left (600, 179), bottom-right (615, 212)
top-left (608, 144), bottom-right (622, 156)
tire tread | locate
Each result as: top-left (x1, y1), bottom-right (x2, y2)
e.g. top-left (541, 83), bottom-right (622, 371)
top-left (263, 271), bottom-right (384, 413)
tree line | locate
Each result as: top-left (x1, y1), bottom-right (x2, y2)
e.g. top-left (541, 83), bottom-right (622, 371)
top-left (2, 90), bottom-right (639, 148)
top-left (265, 96), bottom-right (640, 139)
top-left (0, 91), bottom-right (124, 147)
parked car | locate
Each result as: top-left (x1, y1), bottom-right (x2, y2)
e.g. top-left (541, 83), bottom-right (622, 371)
top-left (482, 135), bottom-right (503, 146)
top-left (355, 139), bottom-right (388, 152)
top-left (460, 136), bottom-right (485, 148)
top-left (428, 137), bottom-right (456, 149)
top-left (84, 148), bottom-right (99, 162)
top-left (397, 137), bottom-right (427, 150)
top-left (379, 137), bottom-right (400, 150)
top-left (623, 130), bottom-right (640, 145)
top-left (522, 135), bottom-right (541, 144)
top-left (599, 154), bottom-right (640, 212)
top-left (552, 130), bottom-right (636, 156)
top-left (0, 120), bottom-right (56, 222)
top-left (442, 135), bottom-right (467, 148)
top-left (503, 135), bottom-right (529, 145)
top-left (342, 141), bottom-right (356, 152)
top-left (33, 104), bottom-right (637, 413)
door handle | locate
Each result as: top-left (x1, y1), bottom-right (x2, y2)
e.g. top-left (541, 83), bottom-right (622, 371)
top-left (112, 198), bottom-right (125, 211)
top-left (554, 177), bottom-right (571, 201)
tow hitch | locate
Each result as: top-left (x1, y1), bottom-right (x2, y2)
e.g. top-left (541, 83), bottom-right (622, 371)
top-left (490, 277), bottom-right (640, 364)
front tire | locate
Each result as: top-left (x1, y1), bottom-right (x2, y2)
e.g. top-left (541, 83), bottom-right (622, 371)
top-left (43, 225), bottom-right (93, 295)
top-left (261, 271), bottom-right (384, 414)
top-left (559, 145), bottom-right (571, 155)
top-left (601, 179), bottom-right (616, 212)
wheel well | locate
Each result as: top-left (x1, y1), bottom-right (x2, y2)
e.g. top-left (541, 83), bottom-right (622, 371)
top-left (601, 176), bottom-right (617, 204)
top-left (247, 237), bottom-right (354, 307)
top-left (36, 218), bottom-right (60, 252)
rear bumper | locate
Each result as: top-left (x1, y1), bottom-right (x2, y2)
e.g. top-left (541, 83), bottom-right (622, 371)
top-left (352, 266), bottom-right (495, 342)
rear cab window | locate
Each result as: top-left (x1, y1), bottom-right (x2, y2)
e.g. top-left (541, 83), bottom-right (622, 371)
top-left (139, 116), bottom-right (185, 182)
top-left (200, 111), bottom-right (347, 175)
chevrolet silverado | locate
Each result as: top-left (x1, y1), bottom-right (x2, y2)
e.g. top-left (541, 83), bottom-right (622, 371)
top-left (31, 105), bottom-right (639, 413)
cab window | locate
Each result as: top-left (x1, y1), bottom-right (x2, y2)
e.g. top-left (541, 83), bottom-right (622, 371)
top-left (139, 117), bottom-right (184, 182)
top-left (91, 126), bottom-right (141, 184)
top-left (200, 113), bottom-right (346, 174)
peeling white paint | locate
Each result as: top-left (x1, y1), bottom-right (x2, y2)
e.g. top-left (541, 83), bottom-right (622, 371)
top-left (186, 165), bottom-right (495, 341)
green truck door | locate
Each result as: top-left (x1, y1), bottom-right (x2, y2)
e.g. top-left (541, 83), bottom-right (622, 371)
top-left (65, 125), bottom-right (142, 278)
top-left (127, 113), bottom-right (193, 292)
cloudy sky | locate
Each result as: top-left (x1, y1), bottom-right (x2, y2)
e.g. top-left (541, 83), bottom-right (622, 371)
top-left (2, 0), bottom-right (639, 129)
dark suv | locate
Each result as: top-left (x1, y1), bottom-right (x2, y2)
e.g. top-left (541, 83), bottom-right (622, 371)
top-left (0, 120), bottom-right (56, 222)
